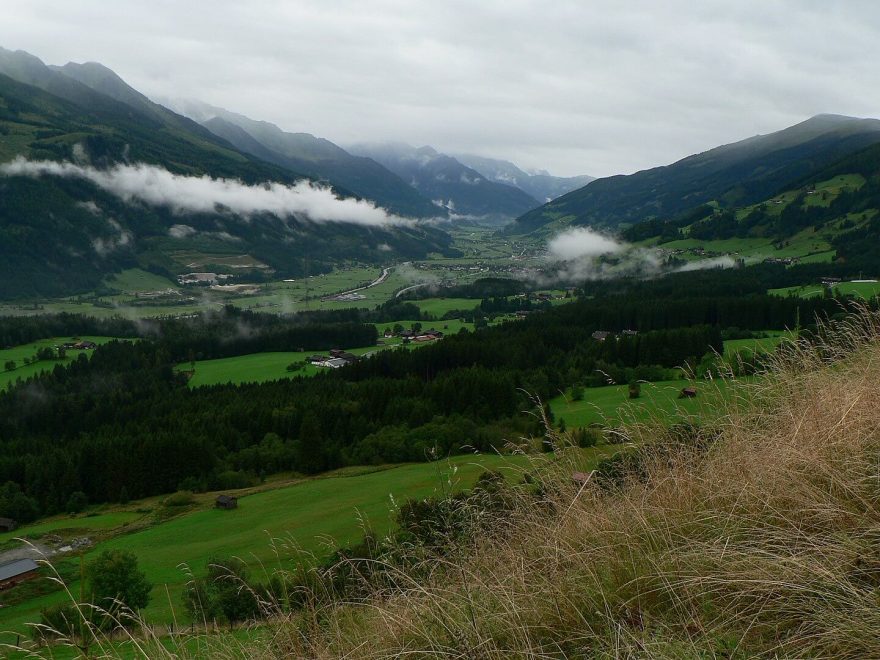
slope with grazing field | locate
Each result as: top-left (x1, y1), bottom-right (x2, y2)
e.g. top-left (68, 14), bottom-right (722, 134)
top-left (226, 311), bottom-right (880, 659)
top-left (771, 279), bottom-right (880, 300)
top-left (0, 447), bottom-right (616, 641)
top-left (178, 345), bottom-right (387, 388)
top-left (548, 378), bottom-right (726, 428)
top-left (0, 336), bottom-right (120, 390)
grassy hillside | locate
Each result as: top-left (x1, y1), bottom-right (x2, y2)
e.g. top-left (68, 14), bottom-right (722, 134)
top-left (0, 449), bottom-right (614, 640)
top-left (615, 150), bottom-right (880, 273)
top-left (212, 311), bottom-right (880, 658)
top-left (0, 336), bottom-right (119, 390)
top-left (512, 114), bottom-right (880, 235)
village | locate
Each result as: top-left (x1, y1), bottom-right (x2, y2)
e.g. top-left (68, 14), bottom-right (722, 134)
top-left (304, 328), bottom-right (446, 370)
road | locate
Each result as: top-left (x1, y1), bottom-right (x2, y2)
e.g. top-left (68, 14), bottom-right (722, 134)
top-left (321, 266), bottom-right (392, 301)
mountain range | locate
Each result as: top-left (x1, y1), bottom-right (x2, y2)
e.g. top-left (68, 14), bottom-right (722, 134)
top-left (2, 45), bottom-right (880, 300)
top-left (347, 142), bottom-right (542, 221)
top-left (512, 113), bottom-right (880, 236)
top-left (453, 153), bottom-right (594, 203)
top-left (0, 48), bottom-right (458, 298)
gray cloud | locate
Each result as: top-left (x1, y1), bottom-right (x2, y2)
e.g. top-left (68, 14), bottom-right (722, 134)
top-left (2, 2), bottom-right (879, 176)
top-left (0, 158), bottom-right (407, 226)
top-left (542, 226), bottom-right (733, 283)
top-left (546, 227), bottom-right (623, 261)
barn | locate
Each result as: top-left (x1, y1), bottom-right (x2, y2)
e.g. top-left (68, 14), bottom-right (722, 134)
top-left (0, 558), bottom-right (39, 590)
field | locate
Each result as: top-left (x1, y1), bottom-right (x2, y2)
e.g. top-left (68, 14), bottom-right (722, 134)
top-left (548, 335), bottom-right (783, 428)
top-left (104, 268), bottom-right (179, 294)
top-left (548, 378), bottom-right (735, 428)
top-left (0, 337), bottom-right (120, 390)
top-left (770, 280), bottom-right (880, 300)
top-left (723, 332), bottom-right (789, 356)
top-left (0, 448), bottom-right (616, 640)
top-left (414, 297), bottom-right (485, 317)
top-left (180, 344), bottom-right (398, 388)
top-left (657, 227), bottom-right (834, 264)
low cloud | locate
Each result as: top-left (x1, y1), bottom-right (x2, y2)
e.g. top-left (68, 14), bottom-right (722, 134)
top-left (542, 226), bottom-right (734, 284)
top-left (675, 255), bottom-right (737, 272)
top-left (1, 157), bottom-right (408, 226)
top-left (546, 227), bottom-right (623, 261)
top-left (168, 224), bottom-right (197, 238)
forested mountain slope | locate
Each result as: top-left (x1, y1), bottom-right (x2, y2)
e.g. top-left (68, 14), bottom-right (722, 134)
top-left (513, 114), bottom-right (880, 235)
top-left (163, 98), bottom-right (442, 219)
top-left (0, 68), bottom-right (455, 299)
top-left (620, 138), bottom-right (880, 272)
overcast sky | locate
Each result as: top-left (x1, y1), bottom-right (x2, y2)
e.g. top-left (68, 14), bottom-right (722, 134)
top-left (3, 1), bottom-right (879, 177)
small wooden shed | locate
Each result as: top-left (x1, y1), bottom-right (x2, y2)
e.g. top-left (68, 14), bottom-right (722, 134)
top-left (215, 495), bottom-right (238, 510)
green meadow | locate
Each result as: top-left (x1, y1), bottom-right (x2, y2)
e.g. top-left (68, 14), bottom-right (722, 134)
top-left (548, 335), bottom-right (783, 429)
top-left (180, 341), bottom-right (424, 388)
top-left (0, 337), bottom-right (119, 390)
top-left (414, 297), bottom-right (484, 317)
top-left (770, 280), bottom-right (880, 300)
top-left (549, 378), bottom-right (708, 428)
top-left (0, 449), bottom-right (615, 639)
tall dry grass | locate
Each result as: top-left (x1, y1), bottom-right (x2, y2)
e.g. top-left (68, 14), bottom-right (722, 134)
top-left (230, 309), bottom-right (880, 659)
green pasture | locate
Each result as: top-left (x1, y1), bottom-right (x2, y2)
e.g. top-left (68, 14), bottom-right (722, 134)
top-left (0, 337), bottom-right (119, 390)
top-left (414, 297), bottom-right (484, 318)
top-left (770, 280), bottom-right (880, 300)
top-left (0, 450), bottom-right (614, 638)
top-left (179, 344), bottom-right (395, 388)
top-left (723, 332), bottom-right (789, 356)
top-left (548, 378), bottom-right (744, 429)
top-left (659, 229), bottom-right (834, 264)
top-left (105, 268), bottom-right (178, 293)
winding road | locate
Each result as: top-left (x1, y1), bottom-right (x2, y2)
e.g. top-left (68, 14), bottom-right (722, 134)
top-left (321, 266), bottom-right (392, 301)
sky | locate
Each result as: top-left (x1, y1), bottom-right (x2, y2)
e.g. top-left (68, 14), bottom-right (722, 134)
top-left (2, 1), bottom-right (880, 178)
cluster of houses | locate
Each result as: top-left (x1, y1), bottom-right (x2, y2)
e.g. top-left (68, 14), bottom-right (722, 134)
top-left (177, 272), bottom-right (232, 286)
top-left (60, 340), bottom-right (97, 350)
top-left (382, 328), bottom-right (445, 343)
top-left (307, 349), bottom-right (362, 369)
top-left (764, 256), bottom-right (799, 265)
top-left (591, 329), bottom-right (639, 342)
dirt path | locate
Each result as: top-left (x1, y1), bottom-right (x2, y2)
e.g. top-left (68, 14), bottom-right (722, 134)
top-left (0, 541), bottom-right (54, 564)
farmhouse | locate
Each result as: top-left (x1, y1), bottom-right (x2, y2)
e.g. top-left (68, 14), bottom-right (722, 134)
top-left (591, 330), bottom-right (611, 342)
top-left (0, 558), bottom-right (39, 590)
top-left (0, 517), bottom-right (16, 532)
top-left (215, 494), bottom-right (238, 510)
top-left (329, 349), bottom-right (360, 364)
top-left (319, 357), bottom-right (349, 369)
top-left (679, 386), bottom-right (698, 399)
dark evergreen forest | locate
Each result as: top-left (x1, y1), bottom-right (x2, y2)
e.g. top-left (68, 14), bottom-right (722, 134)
top-left (0, 264), bottom-right (856, 521)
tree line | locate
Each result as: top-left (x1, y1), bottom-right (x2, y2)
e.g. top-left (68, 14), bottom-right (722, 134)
top-left (0, 271), bottom-right (856, 519)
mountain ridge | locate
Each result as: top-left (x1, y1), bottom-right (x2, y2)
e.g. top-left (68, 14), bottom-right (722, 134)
top-left (348, 141), bottom-right (541, 222)
top-left (165, 98), bottom-right (443, 219)
top-left (512, 113), bottom-right (880, 235)
top-left (453, 152), bottom-right (594, 202)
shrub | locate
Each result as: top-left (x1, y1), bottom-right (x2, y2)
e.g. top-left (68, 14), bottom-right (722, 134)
top-left (163, 490), bottom-right (195, 507)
